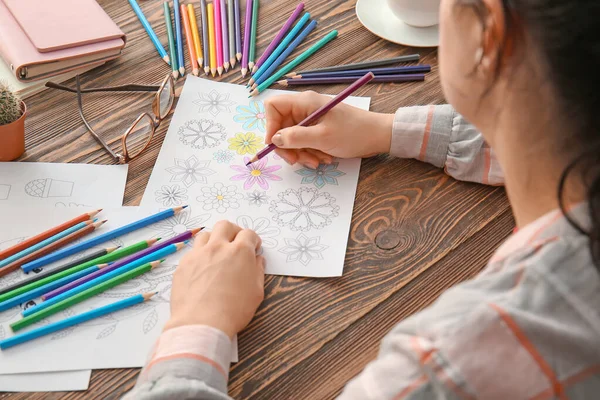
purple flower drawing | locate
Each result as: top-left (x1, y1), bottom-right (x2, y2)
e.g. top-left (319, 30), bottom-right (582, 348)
top-left (230, 156), bottom-right (282, 190)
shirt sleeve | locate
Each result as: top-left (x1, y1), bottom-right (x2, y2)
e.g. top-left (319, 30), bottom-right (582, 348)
top-left (389, 105), bottom-right (504, 185)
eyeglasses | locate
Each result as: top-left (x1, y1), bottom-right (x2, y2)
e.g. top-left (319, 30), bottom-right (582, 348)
top-left (46, 74), bottom-right (175, 164)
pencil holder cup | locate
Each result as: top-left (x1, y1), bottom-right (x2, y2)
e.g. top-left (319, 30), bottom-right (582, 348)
top-left (0, 101), bottom-right (26, 161)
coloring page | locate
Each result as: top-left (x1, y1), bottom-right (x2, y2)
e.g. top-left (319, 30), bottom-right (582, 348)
top-left (141, 76), bottom-right (370, 277)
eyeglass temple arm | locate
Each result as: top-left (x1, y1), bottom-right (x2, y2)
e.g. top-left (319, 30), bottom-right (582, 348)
top-left (46, 81), bottom-right (160, 93)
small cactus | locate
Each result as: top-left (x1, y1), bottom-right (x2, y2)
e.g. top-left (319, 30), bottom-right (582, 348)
top-left (0, 81), bottom-right (22, 126)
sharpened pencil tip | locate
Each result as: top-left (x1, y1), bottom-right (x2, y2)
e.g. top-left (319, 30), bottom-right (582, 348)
top-left (179, 67), bottom-right (186, 76)
top-left (182, 205), bottom-right (189, 209)
top-left (163, 55), bottom-right (171, 66)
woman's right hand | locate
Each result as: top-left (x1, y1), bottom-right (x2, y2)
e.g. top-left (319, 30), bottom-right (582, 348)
top-left (264, 91), bottom-right (394, 168)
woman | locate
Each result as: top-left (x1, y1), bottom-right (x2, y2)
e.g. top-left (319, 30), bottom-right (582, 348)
top-left (125, 0), bottom-right (600, 398)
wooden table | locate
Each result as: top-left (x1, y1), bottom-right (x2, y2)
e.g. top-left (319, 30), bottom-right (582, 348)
top-left (2, 0), bottom-right (514, 398)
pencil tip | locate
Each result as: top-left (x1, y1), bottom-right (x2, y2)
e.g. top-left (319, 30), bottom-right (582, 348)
top-left (163, 55), bottom-right (171, 65)
top-left (179, 67), bottom-right (186, 75)
top-left (182, 205), bottom-right (189, 209)
top-left (192, 69), bottom-right (199, 76)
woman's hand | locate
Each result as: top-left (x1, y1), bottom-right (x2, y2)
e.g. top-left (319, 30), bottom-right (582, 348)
top-left (265, 91), bottom-right (394, 168)
top-left (164, 221), bottom-right (265, 339)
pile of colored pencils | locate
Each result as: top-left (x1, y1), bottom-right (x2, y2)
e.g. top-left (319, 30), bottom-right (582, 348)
top-left (0, 206), bottom-right (203, 349)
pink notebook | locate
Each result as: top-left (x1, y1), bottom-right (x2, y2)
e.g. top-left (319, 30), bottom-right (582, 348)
top-left (0, 0), bottom-right (126, 81)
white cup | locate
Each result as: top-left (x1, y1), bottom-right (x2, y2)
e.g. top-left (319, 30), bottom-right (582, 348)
top-left (387, 0), bottom-right (441, 27)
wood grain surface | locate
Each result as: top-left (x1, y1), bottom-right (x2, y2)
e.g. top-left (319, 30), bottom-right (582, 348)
top-left (0, 0), bottom-right (513, 398)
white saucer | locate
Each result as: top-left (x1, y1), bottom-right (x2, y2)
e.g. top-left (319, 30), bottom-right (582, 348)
top-left (356, 0), bottom-right (439, 48)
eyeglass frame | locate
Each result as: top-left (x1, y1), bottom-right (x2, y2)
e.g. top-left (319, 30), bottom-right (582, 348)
top-left (46, 74), bottom-right (175, 163)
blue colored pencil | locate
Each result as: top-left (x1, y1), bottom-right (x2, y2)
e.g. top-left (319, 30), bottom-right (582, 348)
top-left (248, 12), bottom-right (310, 87)
top-left (128, 0), bottom-right (170, 65)
top-left (173, 0), bottom-right (186, 76)
top-left (0, 293), bottom-right (156, 350)
top-left (21, 206), bottom-right (187, 273)
top-left (0, 221), bottom-right (93, 269)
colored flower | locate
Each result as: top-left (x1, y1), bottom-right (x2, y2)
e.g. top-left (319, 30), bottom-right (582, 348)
top-left (197, 182), bottom-right (244, 213)
top-left (166, 156), bottom-right (215, 188)
top-left (230, 156), bottom-right (282, 190)
top-left (193, 89), bottom-right (235, 117)
top-left (295, 162), bottom-right (346, 189)
top-left (233, 101), bottom-right (266, 132)
top-left (279, 233), bottom-right (328, 266)
top-left (228, 132), bottom-right (264, 155)
top-left (155, 185), bottom-right (188, 207)
top-left (213, 149), bottom-right (235, 164)
top-left (246, 190), bottom-right (269, 207)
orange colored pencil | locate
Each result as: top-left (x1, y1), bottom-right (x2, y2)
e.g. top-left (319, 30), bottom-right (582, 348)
top-left (0, 210), bottom-right (101, 262)
top-left (207, 2), bottom-right (217, 77)
top-left (0, 220), bottom-right (107, 278)
top-left (181, 4), bottom-right (199, 76)
top-left (187, 4), bottom-right (203, 67)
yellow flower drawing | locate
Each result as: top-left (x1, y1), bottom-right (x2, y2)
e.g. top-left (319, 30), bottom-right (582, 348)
top-left (227, 132), bottom-right (264, 155)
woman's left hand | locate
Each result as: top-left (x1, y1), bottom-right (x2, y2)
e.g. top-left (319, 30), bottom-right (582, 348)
top-left (164, 220), bottom-right (265, 338)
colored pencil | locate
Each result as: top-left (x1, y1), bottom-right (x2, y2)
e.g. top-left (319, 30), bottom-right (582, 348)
top-left (241, 0), bottom-right (253, 77)
top-left (43, 236), bottom-right (193, 300)
top-left (214, 0), bottom-right (224, 76)
top-left (0, 293), bottom-right (157, 350)
top-left (0, 247), bottom-right (119, 298)
top-left (188, 4), bottom-right (203, 68)
top-left (248, 72), bottom-right (374, 164)
top-left (21, 207), bottom-right (185, 273)
top-left (200, 0), bottom-right (210, 75)
top-left (0, 220), bottom-right (93, 269)
top-left (291, 65), bottom-right (431, 79)
top-left (0, 220), bottom-right (105, 278)
top-left (128, 0), bottom-right (170, 65)
top-left (173, 0), bottom-right (185, 76)
top-left (25, 260), bottom-right (165, 317)
top-left (253, 3), bottom-right (304, 74)
top-left (0, 240), bottom-right (157, 303)
top-left (228, 0), bottom-right (236, 67)
top-left (248, 12), bottom-right (310, 87)
top-left (0, 210), bottom-right (100, 262)
top-left (277, 74), bottom-right (426, 86)
top-left (12, 263), bottom-right (162, 332)
top-left (164, 2), bottom-right (180, 79)
top-left (0, 263), bottom-right (110, 313)
top-left (286, 54), bottom-right (421, 76)
top-left (220, 0), bottom-right (230, 71)
top-left (249, 21), bottom-right (323, 94)
top-left (181, 4), bottom-right (199, 76)
top-left (247, 0), bottom-right (259, 72)
top-left (234, 0), bottom-right (242, 62)
top-left (207, 2), bottom-right (217, 76)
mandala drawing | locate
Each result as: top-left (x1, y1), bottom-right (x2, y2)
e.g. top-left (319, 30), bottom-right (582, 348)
top-left (197, 182), bottom-right (243, 213)
top-left (270, 187), bottom-right (339, 231)
top-left (150, 208), bottom-right (211, 239)
top-left (279, 233), bottom-right (328, 266)
top-left (213, 149), bottom-right (235, 164)
top-left (233, 101), bottom-right (266, 133)
top-left (228, 132), bottom-right (264, 155)
top-left (246, 190), bottom-right (269, 207)
top-left (179, 119), bottom-right (227, 149)
top-left (230, 156), bottom-right (282, 190)
top-left (166, 156), bottom-right (215, 188)
top-left (193, 89), bottom-right (235, 116)
top-left (295, 162), bottom-right (346, 189)
top-left (236, 215), bottom-right (280, 248)
top-left (154, 184), bottom-right (188, 207)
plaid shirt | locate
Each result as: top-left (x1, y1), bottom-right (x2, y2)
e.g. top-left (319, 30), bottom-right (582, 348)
top-left (124, 106), bottom-right (600, 399)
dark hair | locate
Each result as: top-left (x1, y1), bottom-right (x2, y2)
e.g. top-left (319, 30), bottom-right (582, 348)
top-left (460, 0), bottom-right (600, 268)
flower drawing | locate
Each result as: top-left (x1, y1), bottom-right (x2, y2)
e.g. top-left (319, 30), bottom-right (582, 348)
top-left (193, 90), bottom-right (235, 117)
top-left (150, 208), bottom-right (211, 239)
top-left (166, 156), bottom-right (215, 188)
top-left (233, 101), bottom-right (266, 132)
top-left (230, 156), bottom-right (282, 190)
top-left (197, 182), bottom-right (244, 213)
top-left (213, 149), bottom-right (235, 164)
top-left (228, 132), bottom-right (264, 155)
top-left (155, 185), bottom-right (188, 207)
top-left (295, 162), bottom-right (346, 189)
top-left (270, 187), bottom-right (339, 231)
top-left (246, 190), bottom-right (269, 207)
top-left (179, 119), bottom-right (227, 149)
top-left (279, 233), bottom-right (328, 266)
top-left (236, 215), bottom-right (280, 248)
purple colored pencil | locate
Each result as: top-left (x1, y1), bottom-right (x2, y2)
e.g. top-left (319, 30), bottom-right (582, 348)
top-left (253, 2), bottom-right (304, 73)
top-left (234, 0), bottom-right (242, 60)
top-left (42, 230), bottom-right (199, 300)
top-left (293, 65), bottom-right (431, 79)
top-left (241, 0), bottom-right (253, 76)
top-left (220, 0), bottom-right (229, 70)
top-left (279, 74), bottom-right (426, 86)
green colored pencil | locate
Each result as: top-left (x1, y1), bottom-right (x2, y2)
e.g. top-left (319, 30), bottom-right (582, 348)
top-left (247, 0), bottom-right (259, 71)
top-left (0, 239), bottom-right (158, 303)
top-left (11, 261), bottom-right (161, 332)
top-left (250, 30), bottom-right (338, 97)
top-left (164, 2), bottom-right (179, 79)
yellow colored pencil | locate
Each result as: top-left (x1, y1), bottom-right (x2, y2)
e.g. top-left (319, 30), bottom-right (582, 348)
top-left (187, 4), bottom-right (203, 68)
top-left (207, 2), bottom-right (217, 77)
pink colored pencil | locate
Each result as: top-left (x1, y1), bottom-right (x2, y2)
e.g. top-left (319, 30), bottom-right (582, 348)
top-left (214, 0), bottom-right (224, 76)
top-left (241, 0), bottom-right (252, 77)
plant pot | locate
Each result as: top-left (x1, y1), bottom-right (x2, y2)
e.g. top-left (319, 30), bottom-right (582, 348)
top-left (0, 101), bottom-right (26, 161)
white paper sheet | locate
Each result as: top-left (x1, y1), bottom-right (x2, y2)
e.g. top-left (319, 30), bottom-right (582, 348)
top-left (0, 206), bottom-right (237, 375)
top-left (0, 162), bottom-right (128, 208)
top-left (0, 370), bottom-right (91, 392)
top-left (140, 77), bottom-right (370, 277)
